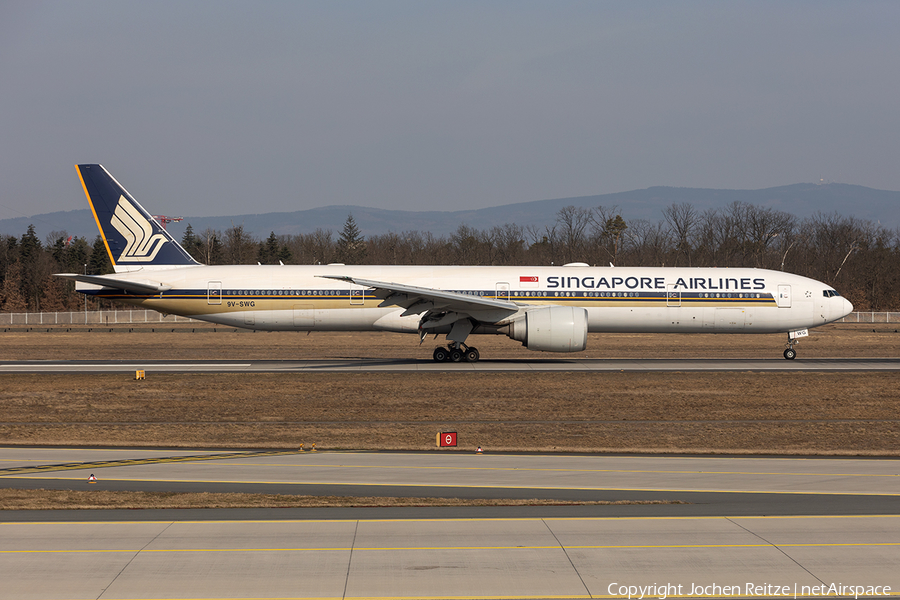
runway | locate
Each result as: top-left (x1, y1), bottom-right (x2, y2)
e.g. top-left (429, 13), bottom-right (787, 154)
top-left (2, 356), bottom-right (900, 372)
top-left (2, 449), bottom-right (898, 599)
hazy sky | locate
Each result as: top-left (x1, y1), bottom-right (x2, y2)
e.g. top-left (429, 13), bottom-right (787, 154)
top-left (1, 1), bottom-right (898, 222)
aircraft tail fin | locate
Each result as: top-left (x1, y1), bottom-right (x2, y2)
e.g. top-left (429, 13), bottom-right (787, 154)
top-left (76, 164), bottom-right (201, 272)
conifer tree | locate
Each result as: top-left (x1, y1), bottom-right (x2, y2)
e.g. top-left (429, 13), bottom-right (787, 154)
top-left (277, 243), bottom-right (293, 264)
top-left (18, 224), bottom-right (42, 308)
top-left (258, 232), bottom-right (280, 264)
top-left (64, 237), bottom-right (91, 273)
top-left (181, 224), bottom-right (203, 261)
top-left (336, 214), bottom-right (367, 264)
top-left (1, 261), bottom-right (27, 312)
top-left (88, 236), bottom-right (113, 275)
top-left (40, 276), bottom-right (67, 312)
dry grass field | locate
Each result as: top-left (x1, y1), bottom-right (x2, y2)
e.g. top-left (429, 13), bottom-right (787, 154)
top-left (0, 489), bottom-right (678, 510)
top-left (1, 322), bottom-right (899, 455)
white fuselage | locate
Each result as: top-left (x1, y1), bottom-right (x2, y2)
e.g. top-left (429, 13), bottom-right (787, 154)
top-left (79, 264), bottom-right (853, 336)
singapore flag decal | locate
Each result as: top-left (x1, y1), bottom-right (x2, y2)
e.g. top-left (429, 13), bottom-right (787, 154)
top-left (519, 275), bottom-right (539, 288)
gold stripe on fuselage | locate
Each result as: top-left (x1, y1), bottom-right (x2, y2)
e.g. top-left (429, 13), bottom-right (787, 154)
top-left (90, 295), bottom-right (777, 317)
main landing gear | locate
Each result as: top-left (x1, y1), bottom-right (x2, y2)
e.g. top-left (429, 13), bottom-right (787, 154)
top-left (433, 343), bottom-right (480, 363)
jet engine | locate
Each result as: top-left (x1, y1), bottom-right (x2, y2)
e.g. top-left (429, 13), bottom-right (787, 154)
top-left (506, 306), bottom-right (588, 352)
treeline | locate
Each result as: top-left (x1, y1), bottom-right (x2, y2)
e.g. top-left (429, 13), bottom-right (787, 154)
top-left (0, 226), bottom-right (112, 312)
top-left (2, 203), bottom-right (898, 312)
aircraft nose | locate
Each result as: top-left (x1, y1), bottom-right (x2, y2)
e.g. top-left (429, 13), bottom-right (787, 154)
top-left (841, 297), bottom-right (853, 318)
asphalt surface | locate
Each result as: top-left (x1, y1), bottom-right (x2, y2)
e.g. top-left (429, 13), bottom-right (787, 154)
top-left (3, 449), bottom-right (899, 599)
top-left (2, 448), bottom-right (899, 521)
top-left (2, 357), bottom-right (900, 372)
top-left (5, 514), bottom-right (898, 600)
top-left (0, 447), bottom-right (900, 600)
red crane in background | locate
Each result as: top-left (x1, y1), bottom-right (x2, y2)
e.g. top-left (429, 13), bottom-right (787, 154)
top-left (152, 215), bottom-right (183, 230)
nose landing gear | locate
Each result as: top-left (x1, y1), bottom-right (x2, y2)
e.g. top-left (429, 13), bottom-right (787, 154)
top-left (433, 343), bottom-right (480, 363)
top-left (783, 329), bottom-right (808, 359)
top-left (784, 336), bottom-right (798, 360)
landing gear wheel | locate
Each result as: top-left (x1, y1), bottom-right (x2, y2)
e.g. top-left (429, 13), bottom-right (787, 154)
top-left (464, 347), bottom-right (480, 362)
top-left (783, 348), bottom-right (796, 360)
top-left (433, 347), bottom-right (449, 362)
top-left (449, 348), bottom-right (464, 362)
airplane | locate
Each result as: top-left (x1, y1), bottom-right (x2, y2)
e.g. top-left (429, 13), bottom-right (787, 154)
top-left (56, 164), bottom-right (854, 362)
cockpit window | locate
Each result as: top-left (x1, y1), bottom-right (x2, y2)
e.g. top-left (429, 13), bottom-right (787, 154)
top-left (823, 290), bottom-right (841, 298)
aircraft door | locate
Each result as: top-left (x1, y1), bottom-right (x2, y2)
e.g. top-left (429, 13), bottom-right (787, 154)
top-left (207, 281), bottom-right (222, 305)
top-left (496, 282), bottom-right (510, 301)
top-left (777, 285), bottom-right (792, 308)
top-left (666, 284), bottom-right (681, 307)
top-left (350, 285), bottom-right (365, 305)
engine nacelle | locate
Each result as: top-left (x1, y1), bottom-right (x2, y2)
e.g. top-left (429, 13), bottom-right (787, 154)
top-left (506, 306), bottom-right (588, 352)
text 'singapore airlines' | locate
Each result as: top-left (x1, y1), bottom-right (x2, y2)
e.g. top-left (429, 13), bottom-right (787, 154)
top-left (57, 164), bottom-right (853, 362)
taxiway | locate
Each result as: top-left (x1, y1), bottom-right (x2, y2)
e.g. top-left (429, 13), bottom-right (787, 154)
top-left (1, 449), bottom-right (899, 599)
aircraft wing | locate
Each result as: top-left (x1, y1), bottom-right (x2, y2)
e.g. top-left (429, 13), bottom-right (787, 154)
top-left (318, 275), bottom-right (519, 317)
top-left (54, 274), bottom-right (171, 294)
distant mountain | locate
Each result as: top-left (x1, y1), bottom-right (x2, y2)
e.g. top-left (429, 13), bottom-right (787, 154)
top-left (2, 183), bottom-right (898, 243)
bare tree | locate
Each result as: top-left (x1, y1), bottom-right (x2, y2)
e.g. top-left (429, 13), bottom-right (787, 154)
top-left (491, 224), bottom-right (526, 266)
top-left (224, 224), bottom-right (257, 265)
top-left (743, 205), bottom-right (792, 267)
top-left (200, 228), bottom-right (224, 265)
top-left (662, 203), bottom-right (698, 266)
top-left (449, 224), bottom-right (483, 265)
top-left (309, 229), bottom-right (335, 264)
top-left (555, 206), bottom-right (592, 264)
top-left (627, 220), bottom-right (672, 266)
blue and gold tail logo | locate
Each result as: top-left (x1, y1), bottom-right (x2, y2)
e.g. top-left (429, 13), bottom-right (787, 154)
top-left (76, 164), bottom-right (200, 270)
top-left (112, 196), bottom-right (168, 262)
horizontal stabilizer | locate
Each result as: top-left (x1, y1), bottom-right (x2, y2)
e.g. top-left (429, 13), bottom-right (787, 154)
top-left (54, 273), bottom-right (171, 294)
